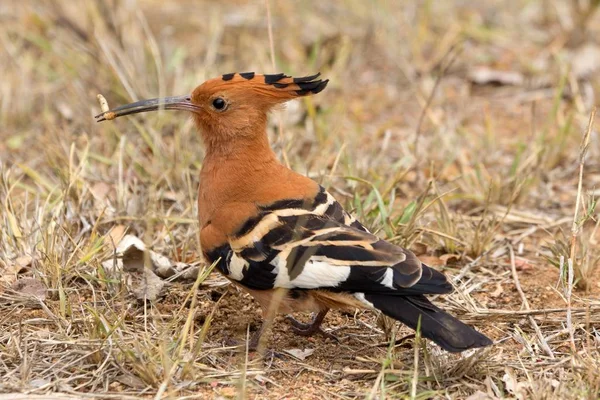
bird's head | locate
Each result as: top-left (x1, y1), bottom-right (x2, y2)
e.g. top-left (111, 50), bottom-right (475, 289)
top-left (96, 72), bottom-right (328, 152)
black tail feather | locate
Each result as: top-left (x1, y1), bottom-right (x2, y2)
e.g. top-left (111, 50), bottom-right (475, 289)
top-left (364, 293), bottom-right (492, 352)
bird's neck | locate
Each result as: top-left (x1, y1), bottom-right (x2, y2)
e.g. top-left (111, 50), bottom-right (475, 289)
top-left (198, 129), bottom-right (279, 225)
top-left (202, 126), bottom-right (274, 159)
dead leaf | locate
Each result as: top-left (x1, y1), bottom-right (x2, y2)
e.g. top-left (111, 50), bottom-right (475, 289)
top-left (410, 242), bottom-right (428, 255)
top-left (101, 234), bottom-right (199, 298)
top-left (0, 256), bottom-right (32, 288)
top-left (418, 255), bottom-right (446, 267)
top-left (0, 263), bottom-right (19, 287)
top-left (10, 278), bottom-right (47, 300)
top-left (15, 255), bottom-right (33, 268)
top-left (90, 181), bottom-right (116, 214)
top-left (160, 190), bottom-right (184, 203)
top-left (107, 225), bottom-right (127, 247)
top-left (468, 67), bottom-right (524, 86)
top-left (502, 369), bottom-right (528, 400)
top-left (90, 181), bottom-right (112, 202)
top-left (439, 253), bottom-right (461, 264)
top-left (283, 348), bottom-right (314, 360)
top-left (6, 210), bottom-right (22, 238)
top-left (101, 234), bottom-right (196, 280)
top-left (114, 373), bottom-right (146, 389)
top-left (151, 252), bottom-right (181, 278)
top-left (130, 269), bottom-right (165, 301)
top-left (120, 237), bottom-right (147, 273)
top-left (571, 43), bottom-right (600, 78)
top-left (466, 391), bottom-right (496, 400)
top-left (101, 234), bottom-right (196, 300)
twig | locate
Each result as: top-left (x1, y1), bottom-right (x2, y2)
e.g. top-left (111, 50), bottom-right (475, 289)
top-left (567, 258), bottom-right (575, 352)
top-left (265, 0), bottom-right (276, 69)
top-left (264, 0), bottom-right (290, 168)
top-left (570, 108), bottom-right (596, 262)
top-left (413, 43), bottom-right (462, 160)
top-left (238, 325), bottom-right (249, 400)
top-left (471, 306), bottom-right (600, 317)
top-left (508, 245), bottom-right (528, 308)
top-left (567, 107), bottom-right (596, 351)
top-left (410, 318), bottom-right (421, 400)
top-left (508, 245), bottom-right (554, 358)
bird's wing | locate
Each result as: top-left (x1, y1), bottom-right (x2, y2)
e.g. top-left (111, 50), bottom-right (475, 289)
top-left (202, 186), bottom-right (493, 353)
top-left (206, 186), bottom-right (451, 296)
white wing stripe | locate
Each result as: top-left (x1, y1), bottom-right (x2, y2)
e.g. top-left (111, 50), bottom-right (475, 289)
top-left (228, 253), bottom-right (248, 281)
top-left (272, 253), bottom-right (290, 287)
top-left (308, 255), bottom-right (395, 267)
top-left (287, 260), bottom-right (351, 289)
top-left (379, 268), bottom-right (395, 289)
top-left (312, 192), bottom-right (336, 215)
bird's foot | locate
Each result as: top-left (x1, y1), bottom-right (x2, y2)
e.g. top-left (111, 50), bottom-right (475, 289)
top-left (285, 315), bottom-right (339, 342)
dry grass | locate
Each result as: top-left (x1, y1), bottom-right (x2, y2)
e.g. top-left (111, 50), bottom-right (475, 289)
top-left (1, 0), bottom-right (600, 398)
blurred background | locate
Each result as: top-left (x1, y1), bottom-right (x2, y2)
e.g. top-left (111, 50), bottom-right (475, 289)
top-left (1, 1), bottom-right (599, 398)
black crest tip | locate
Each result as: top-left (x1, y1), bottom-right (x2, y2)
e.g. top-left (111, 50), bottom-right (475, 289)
top-left (293, 73), bottom-right (321, 83)
top-left (240, 72), bottom-right (255, 80)
top-left (222, 73), bottom-right (235, 81)
top-left (264, 73), bottom-right (289, 84)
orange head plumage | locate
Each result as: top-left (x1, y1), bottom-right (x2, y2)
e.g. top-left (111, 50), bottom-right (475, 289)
top-left (95, 72), bottom-right (328, 152)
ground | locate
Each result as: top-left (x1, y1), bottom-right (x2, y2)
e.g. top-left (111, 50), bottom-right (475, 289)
top-left (1, 1), bottom-right (600, 399)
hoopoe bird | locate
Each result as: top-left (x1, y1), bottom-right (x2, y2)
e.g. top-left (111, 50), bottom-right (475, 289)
top-left (96, 72), bottom-right (492, 353)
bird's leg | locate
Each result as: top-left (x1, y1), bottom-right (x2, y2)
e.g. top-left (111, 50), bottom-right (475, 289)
top-left (225, 321), bottom-right (271, 352)
top-left (246, 323), bottom-right (266, 351)
top-left (285, 309), bottom-right (338, 341)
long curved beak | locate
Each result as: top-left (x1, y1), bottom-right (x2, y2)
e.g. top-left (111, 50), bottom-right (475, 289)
top-left (95, 95), bottom-right (200, 122)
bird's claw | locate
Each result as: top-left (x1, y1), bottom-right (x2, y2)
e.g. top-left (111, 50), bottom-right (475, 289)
top-left (285, 315), bottom-right (339, 342)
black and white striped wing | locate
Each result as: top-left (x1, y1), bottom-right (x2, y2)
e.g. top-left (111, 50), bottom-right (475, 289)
top-left (211, 187), bottom-right (451, 297)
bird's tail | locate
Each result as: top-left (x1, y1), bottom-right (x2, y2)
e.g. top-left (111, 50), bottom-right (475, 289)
top-left (364, 293), bottom-right (492, 352)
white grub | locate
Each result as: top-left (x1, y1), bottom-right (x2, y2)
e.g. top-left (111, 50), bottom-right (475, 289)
top-left (97, 94), bottom-right (110, 112)
top-left (96, 94), bottom-right (116, 120)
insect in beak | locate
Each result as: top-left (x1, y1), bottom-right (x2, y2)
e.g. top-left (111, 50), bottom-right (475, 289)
top-left (95, 95), bottom-right (200, 122)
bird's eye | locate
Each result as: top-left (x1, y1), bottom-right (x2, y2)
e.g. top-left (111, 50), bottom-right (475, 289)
top-left (212, 97), bottom-right (227, 111)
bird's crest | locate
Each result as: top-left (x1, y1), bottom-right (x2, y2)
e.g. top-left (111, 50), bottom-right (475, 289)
top-left (195, 72), bottom-right (328, 105)
top-left (221, 72), bottom-right (327, 95)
